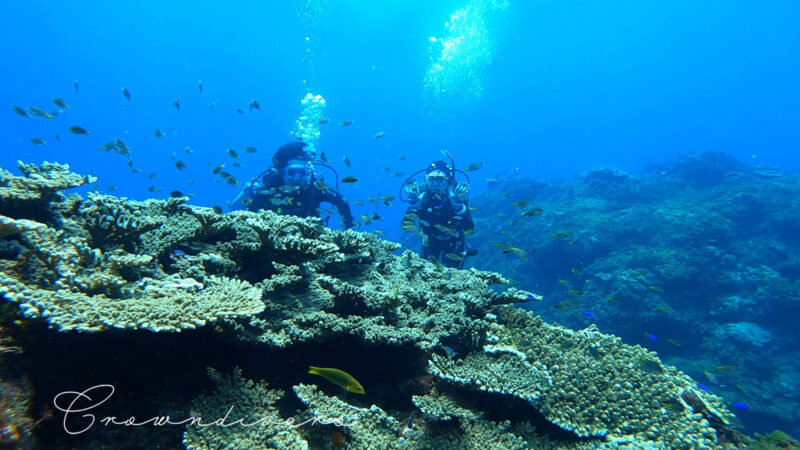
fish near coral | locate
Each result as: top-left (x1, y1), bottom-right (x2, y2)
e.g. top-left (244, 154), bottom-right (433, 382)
top-left (308, 366), bottom-right (364, 394)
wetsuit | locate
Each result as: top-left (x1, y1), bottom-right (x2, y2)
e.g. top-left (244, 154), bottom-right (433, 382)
top-left (407, 190), bottom-right (474, 269)
top-left (247, 169), bottom-right (354, 228)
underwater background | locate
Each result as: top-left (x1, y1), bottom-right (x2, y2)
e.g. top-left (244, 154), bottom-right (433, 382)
top-left (2, 0), bottom-right (799, 447)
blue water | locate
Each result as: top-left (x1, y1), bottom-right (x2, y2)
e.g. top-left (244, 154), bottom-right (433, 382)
top-left (2, 0), bottom-right (799, 442)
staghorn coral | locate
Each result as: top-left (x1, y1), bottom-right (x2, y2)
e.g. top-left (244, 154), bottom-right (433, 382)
top-left (428, 351), bottom-right (552, 403)
top-left (0, 272), bottom-right (264, 332)
top-left (183, 367), bottom-right (308, 450)
top-left (0, 161), bottom-right (95, 203)
top-left (0, 162), bottom-right (746, 447)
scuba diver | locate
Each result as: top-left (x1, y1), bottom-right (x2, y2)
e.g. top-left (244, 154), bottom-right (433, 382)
top-left (401, 152), bottom-right (477, 269)
top-left (234, 141), bottom-right (354, 228)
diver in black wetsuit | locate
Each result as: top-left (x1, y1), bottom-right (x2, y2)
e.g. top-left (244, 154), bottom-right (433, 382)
top-left (242, 142), bottom-right (354, 228)
top-left (403, 159), bottom-right (477, 268)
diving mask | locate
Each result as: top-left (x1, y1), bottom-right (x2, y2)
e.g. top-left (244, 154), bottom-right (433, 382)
top-left (282, 162), bottom-right (311, 186)
top-left (425, 170), bottom-right (448, 192)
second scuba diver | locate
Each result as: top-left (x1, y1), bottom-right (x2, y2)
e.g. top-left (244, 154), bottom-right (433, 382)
top-left (402, 155), bottom-right (477, 269)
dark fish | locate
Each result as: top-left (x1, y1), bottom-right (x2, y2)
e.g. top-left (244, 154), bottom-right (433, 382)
top-left (30, 137), bottom-right (46, 145)
top-left (225, 176), bottom-right (239, 186)
top-left (27, 106), bottom-right (55, 119)
top-left (198, 80), bottom-right (203, 93)
top-left (68, 125), bottom-right (90, 135)
top-left (173, 97), bottom-right (181, 109)
top-left (53, 98), bottom-right (69, 109)
top-left (11, 106), bottom-right (29, 117)
top-left (236, 107), bottom-right (244, 113)
top-left (464, 162), bottom-right (483, 172)
top-left (170, 190), bottom-right (185, 198)
top-left (148, 173), bottom-right (157, 179)
top-left (317, 117), bottom-right (329, 124)
top-left (175, 160), bottom-right (186, 170)
top-left (184, 146), bottom-right (193, 154)
top-left (341, 176), bottom-right (358, 183)
top-left (209, 101), bottom-right (215, 108)
top-left (522, 208), bottom-right (544, 217)
top-left (243, 146), bottom-right (258, 153)
top-left (249, 99), bottom-right (260, 111)
top-left (340, 120), bottom-right (353, 126)
top-left (484, 178), bottom-right (501, 184)
top-left (373, 131), bottom-right (385, 138)
top-left (391, 172), bottom-right (404, 177)
top-left (212, 205), bottom-right (223, 214)
top-left (343, 156), bottom-right (352, 168)
top-left (148, 186), bottom-right (162, 192)
top-left (320, 151), bottom-right (328, 162)
top-left (227, 149), bottom-right (239, 159)
top-left (73, 79), bottom-right (79, 92)
top-left (212, 163), bottom-right (225, 174)
top-left (122, 87), bottom-right (131, 100)
top-left (154, 129), bottom-right (165, 138)
top-left (55, 134), bottom-right (60, 141)
top-left (114, 138), bottom-right (131, 155)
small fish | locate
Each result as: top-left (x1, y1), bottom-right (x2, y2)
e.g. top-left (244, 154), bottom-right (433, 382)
top-left (582, 311), bottom-right (594, 317)
top-left (227, 149), bottom-right (239, 159)
top-left (373, 131), bottom-right (385, 138)
top-left (243, 146), bottom-right (258, 153)
top-left (73, 79), bottom-right (79, 92)
top-left (198, 80), bottom-right (203, 93)
top-left (212, 163), bottom-right (225, 174)
top-left (370, 213), bottom-right (383, 220)
top-left (343, 156), bottom-right (352, 168)
top-left (398, 154), bottom-right (406, 160)
top-left (173, 97), bottom-right (181, 109)
top-left (341, 177), bottom-right (358, 183)
top-left (391, 172), bottom-right (404, 177)
top-left (553, 303), bottom-right (572, 311)
top-left (225, 176), bottom-right (239, 186)
top-left (340, 120), bottom-right (353, 126)
top-left (122, 87), bottom-right (131, 100)
top-left (697, 383), bottom-right (710, 392)
top-left (319, 151), bottom-right (328, 162)
top-left (148, 173), bottom-right (157, 179)
top-left (154, 129), bottom-right (165, 138)
top-left (511, 200), bottom-right (530, 208)
top-left (249, 99), bottom-right (260, 111)
top-left (314, 179), bottom-right (330, 191)
top-left (53, 98), bottom-right (69, 109)
top-left (175, 160), bottom-right (187, 170)
top-left (233, 162), bottom-right (244, 167)
top-left (68, 125), bottom-right (90, 135)
top-left (114, 138), bottom-right (130, 155)
top-left (241, 197), bottom-right (253, 206)
top-left (522, 208), bottom-right (544, 217)
top-left (148, 186), bottom-right (162, 192)
top-left (184, 146), bottom-right (193, 154)
top-left (567, 289), bottom-right (584, 296)
top-left (485, 178), bottom-right (501, 184)
top-left (731, 402), bottom-right (748, 411)
top-left (571, 268), bottom-right (581, 274)
top-left (711, 365), bottom-right (738, 374)
top-left (317, 117), bottom-right (330, 124)
top-left (170, 190), bottom-right (185, 198)
top-left (667, 339), bottom-right (681, 346)
top-left (209, 101), bottom-right (216, 108)
top-left (464, 162), bottom-right (483, 172)
top-left (106, 185), bottom-right (117, 191)
top-left (11, 106), bottom-right (29, 117)
top-left (27, 106), bottom-right (55, 119)
top-left (354, 200), bottom-right (364, 206)
top-left (647, 285), bottom-right (663, 292)
top-left (605, 296), bottom-right (618, 302)
top-left (551, 232), bottom-right (570, 240)
top-left (646, 333), bottom-right (658, 342)
top-left (445, 253), bottom-right (464, 261)
top-left (127, 158), bottom-right (135, 168)
top-left (29, 137), bottom-right (46, 145)
top-left (212, 205), bottom-right (223, 214)
top-left (236, 107), bottom-right (244, 113)
top-left (55, 134), bottom-right (60, 141)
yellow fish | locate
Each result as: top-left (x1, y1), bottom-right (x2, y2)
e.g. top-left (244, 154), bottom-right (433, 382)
top-left (309, 366), bottom-right (364, 394)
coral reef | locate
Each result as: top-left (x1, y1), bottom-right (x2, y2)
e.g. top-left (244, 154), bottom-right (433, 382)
top-left (0, 161), bottom-right (755, 447)
top-left (469, 151), bottom-right (800, 435)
